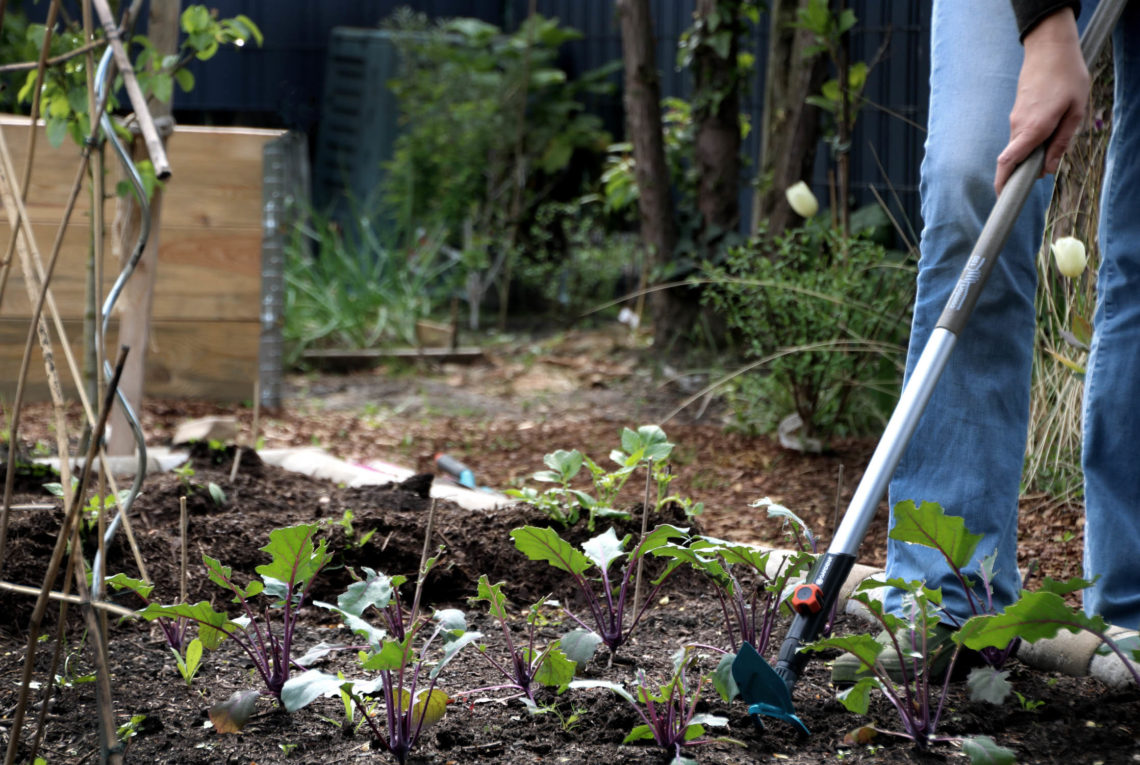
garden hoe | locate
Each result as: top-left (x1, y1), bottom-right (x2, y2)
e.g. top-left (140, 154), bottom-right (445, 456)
top-left (731, 0), bottom-right (1127, 735)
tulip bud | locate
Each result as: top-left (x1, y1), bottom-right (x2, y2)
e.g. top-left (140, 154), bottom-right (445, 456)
top-left (785, 181), bottom-right (819, 219)
top-left (1051, 236), bottom-right (1087, 278)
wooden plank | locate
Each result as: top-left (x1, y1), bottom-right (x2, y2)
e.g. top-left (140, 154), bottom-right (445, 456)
top-left (0, 317), bottom-right (259, 402)
top-left (0, 222), bottom-right (260, 321)
top-left (0, 115), bottom-right (281, 229)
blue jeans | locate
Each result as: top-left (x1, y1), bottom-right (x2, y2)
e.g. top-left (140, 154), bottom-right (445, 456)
top-left (885, 0), bottom-right (1140, 629)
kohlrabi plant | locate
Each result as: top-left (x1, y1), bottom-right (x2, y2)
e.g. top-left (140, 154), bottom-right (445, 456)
top-left (660, 534), bottom-right (814, 657)
top-left (570, 646), bottom-right (744, 764)
top-left (510, 524), bottom-right (689, 663)
top-left (126, 524), bottom-right (332, 729)
top-left (281, 563), bottom-right (479, 765)
top-left (804, 577), bottom-right (980, 753)
top-left (458, 575), bottom-right (576, 707)
top-left (887, 500), bottom-right (1022, 669)
top-left (955, 577), bottom-right (1140, 693)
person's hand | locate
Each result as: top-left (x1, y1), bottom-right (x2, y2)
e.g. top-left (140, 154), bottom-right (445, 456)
top-left (994, 9), bottom-right (1089, 194)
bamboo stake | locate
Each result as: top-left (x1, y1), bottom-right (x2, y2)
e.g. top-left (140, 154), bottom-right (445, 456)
top-left (409, 498), bottom-right (438, 629)
top-left (28, 522), bottom-right (85, 765)
top-left (0, 580), bottom-right (135, 617)
top-left (229, 381), bottom-right (261, 482)
top-left (180, 495), bottom-right (188, 605)
top-left (631, 467), bottom-right (653, 624)
top-left (4, 347), bottom-right (128, 765)
top-left (90, 0), bottom-right (171, 179)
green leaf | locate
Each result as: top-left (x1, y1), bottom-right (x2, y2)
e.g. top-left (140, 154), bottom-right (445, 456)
top-left (713, 652), bottom-right (739, 702)
top-left (236, 15), bottom-right (264, 46)
top-left (105, 572), bottom-right (154, 600)
top-left (435, 607), bottom-right (467, 634)
top-left (889, 500), bottom-right (983, 570)
top-left (361, 638), bottom-right (411, 671)
top-left (281, 669), bottom-right (368, 713)
top-left (581, 527), bottom-right (629, 572)
top-left (432, 631), bottom-right (480, 678)
top-left (315, 600), bottom-right (387, 650)
top-left (804, 633), bottom-right (884, 671)
top-left (203, 554), bottom-right (234, 591)
top-left (472, 575), bottom-right (510, 621)
top-left (960, 735), bottom-right (1017, 765)
top-left (638, 524), bottom-right (690, 555)
top-left (255, 524), bottom-right (331, 589)
top-left (338, 567), bottom-right (393, 615)
top-left (151, 72), bottom-right (173, 103)
top-left (140, 601), bottom-right (232, 650)
top-left (510, 526), bottom-right (593, 575)
top-left (533, 646), bottom-right (576, 691)
top-left (966, 666), bottom-right (1012, 705)
top-left (957, 591), bottom-right (1107, 650)
top-left (836, 677), bottom-right (878, 715)
top-left (689, 712), bottom-right (728, 729)
top-left (45, 117), bottom-right (68, 148)
top-left (174, 68), bottom-right (196, 93)
top-left (560, 628), bottom-right (602, 666)
top-left (544, 448), bottom-right (583, 480)
top-left (623, 723), bottom-right (655, 743)
top-left (1037, 576), bottom-right (1095, 597)
top-left (180, 5), bottom-right (213, 34)
top-left (1071, 312), bottom-right (1093, 347)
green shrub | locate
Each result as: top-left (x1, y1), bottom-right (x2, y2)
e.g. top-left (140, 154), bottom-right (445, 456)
top-left (703, 217), bottom-right (914, 443)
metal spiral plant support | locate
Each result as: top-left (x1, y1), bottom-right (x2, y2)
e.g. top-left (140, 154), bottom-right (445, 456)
top-left (90, 44), bottom-right (150, 586)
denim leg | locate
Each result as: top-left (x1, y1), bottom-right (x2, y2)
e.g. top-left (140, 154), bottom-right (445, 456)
top-left (1082, 6), bottom-right (1140, 629)
top-left (884, 0), bottom-right (1057, 623)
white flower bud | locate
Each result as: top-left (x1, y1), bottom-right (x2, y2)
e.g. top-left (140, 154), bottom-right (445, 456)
top-left (1051, 236), bottom-right (1087, 278)
top-left (785, 181), bottom-right (819, 219)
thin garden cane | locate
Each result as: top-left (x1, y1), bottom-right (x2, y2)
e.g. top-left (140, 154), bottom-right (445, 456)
top-left (731, 0), bottom-right (1128, 733)
top-left (0, 45), bottom-right (153, 589)
top-left (4, 347), bottom-right (129, 765)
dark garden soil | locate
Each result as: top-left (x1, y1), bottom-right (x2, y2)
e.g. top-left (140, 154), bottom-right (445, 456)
top-left (2, 328), bottom-right (1136, 764)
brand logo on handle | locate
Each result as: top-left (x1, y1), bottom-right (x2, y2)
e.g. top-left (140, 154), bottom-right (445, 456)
top-left (948, 254), bottom-right (986, 312)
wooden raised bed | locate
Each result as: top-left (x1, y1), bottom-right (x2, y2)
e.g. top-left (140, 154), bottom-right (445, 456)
top-left (0, 115), bottom-right (282, 402)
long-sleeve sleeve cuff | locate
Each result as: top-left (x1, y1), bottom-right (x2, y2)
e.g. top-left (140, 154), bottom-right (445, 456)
top-left (1010, 0), bottom-right (1081, 40)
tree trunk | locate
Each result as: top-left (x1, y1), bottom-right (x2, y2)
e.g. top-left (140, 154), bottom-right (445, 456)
top-left (616, 0), bottom-right (681, 351)
top-left (693, 0), bottom-right (743, 244)
top-left (750, 0), bottom-right (828, 237)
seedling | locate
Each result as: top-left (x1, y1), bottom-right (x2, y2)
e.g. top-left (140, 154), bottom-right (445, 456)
top-left (282, 561), bottom-right (479, 765)
top-left (659, 532), bottom-right (813, 657)
top-left (130, 524), bottom-right (332, 726)
top-left (571, 646), bottom-right (745, 764)
top-left (511, 524), bottom-right (689, 662)
top-left (459, 575), bottom-right (576, 706)
top-left (335, 509), bottom-right (377, 549)
top-left (44, 482), bottom-right (130, 539)
top-left (171, 637), bottom-right (204, 687)
top-left (805, 577), bottom-right (975, 750)
top-left (506, 426), bottom-right (680, 530)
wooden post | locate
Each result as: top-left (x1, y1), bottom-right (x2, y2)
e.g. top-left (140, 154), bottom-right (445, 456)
top-left (106, 0), bottom-right (177, 456)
